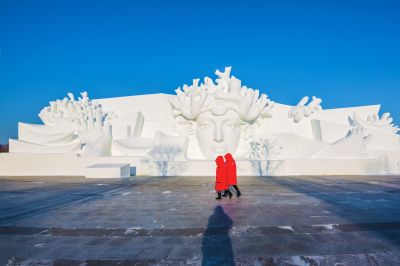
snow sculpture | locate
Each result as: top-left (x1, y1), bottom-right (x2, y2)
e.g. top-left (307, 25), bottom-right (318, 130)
top-left (78, 110), bottom-right (113, 156)
top-left (14, 92), bottom-right (116, 156)
top-left (288, 96), bottom-right (322, 123)
top-left (168, 67), bottom-right (274, 159)
top-left (38, 91), bottom-right (116, 129)
top-left (112, 137), bottom-right (153, 156)
top-left (4, 66), bottom-right (400, 176)
top-left (139, 131), bottom-right (189, 176)
top-left (350, 112), bottom-right (399, 134)
top-left (312, 127), bottom-right (373, 158)
top-left (18, 122), bottom-right (78, 145)
top-left (146, 131), bottom-right (188, 161)
top-left (39, 92), bottom-right (85, 127)
top-left (8, 136), bottom-right (81, 153)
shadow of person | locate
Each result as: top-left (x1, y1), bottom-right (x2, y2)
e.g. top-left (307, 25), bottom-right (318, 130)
top-left (201, 205), bottom-right (234, 266)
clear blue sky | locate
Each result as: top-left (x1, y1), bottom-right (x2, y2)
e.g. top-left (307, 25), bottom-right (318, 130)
top-left (1, 0), bottom-right (399, 143)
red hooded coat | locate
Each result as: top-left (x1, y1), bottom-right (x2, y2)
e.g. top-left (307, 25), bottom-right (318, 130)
top-left (224, 153), bottom-right (237, 186)
top-left (215, 156), bottom-right (228, 191)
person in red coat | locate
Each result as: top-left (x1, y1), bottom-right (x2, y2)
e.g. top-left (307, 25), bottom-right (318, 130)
top-left (224, 153), bottom-right (241, 197)
top-left (215, 155), bottom-right (232, 200)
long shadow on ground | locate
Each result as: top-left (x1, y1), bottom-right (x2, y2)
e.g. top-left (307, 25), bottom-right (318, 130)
top-left (202, 205), bottom-right (234, 266)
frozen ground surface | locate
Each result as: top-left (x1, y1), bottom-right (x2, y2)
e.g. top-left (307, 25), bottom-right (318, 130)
top-left (0, 175), bottom-right (400, 265)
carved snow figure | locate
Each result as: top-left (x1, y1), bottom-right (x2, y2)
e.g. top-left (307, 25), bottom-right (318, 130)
top-left (288, 96), bottom-right (322, 123)
top-left (350, 112), bottom-right (399, 134)
top-left (39, 92), bottom-right (90, 127)
top-left (37, 92), bottom-right (115, 156)
top-left (312, 127), bottom-right (372, 159)
top-left (78, 108), bottom-right (113, 156)
top-left (168, 67), bottom-right (274, 159)
top-left (215, 155), bottom-right (229, 200)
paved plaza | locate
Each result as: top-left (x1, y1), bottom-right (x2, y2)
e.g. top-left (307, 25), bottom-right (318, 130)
top-left (0, 175), bottom-right (400, 265)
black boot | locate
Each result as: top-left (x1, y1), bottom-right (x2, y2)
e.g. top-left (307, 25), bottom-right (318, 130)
top-left (226, 190), bottom-right (233, 198)
top-left (216, 192), bottom-right (222, 200)
top-left (233, 185), bottom-right (241, 197)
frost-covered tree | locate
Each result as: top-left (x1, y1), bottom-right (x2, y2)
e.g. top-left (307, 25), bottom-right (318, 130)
top-left (146, 144), bottom-right (186, 176)
top-left (248, 137), bottom-right (282, 176)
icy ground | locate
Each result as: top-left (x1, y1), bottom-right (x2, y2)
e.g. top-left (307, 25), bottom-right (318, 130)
top-left (1, 175), bottom-right (400, 265)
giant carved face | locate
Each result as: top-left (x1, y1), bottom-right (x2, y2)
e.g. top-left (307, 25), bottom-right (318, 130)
top-left (196, 110), bottom-right (242, 159)
top-left (168, 67), bottom-right (274, 159)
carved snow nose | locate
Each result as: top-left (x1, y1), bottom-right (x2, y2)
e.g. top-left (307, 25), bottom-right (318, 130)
top-left (213, 126), bottom-right (224, 142)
